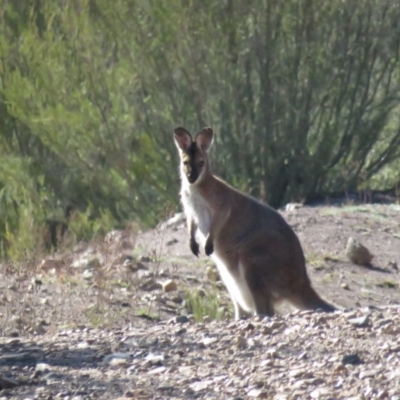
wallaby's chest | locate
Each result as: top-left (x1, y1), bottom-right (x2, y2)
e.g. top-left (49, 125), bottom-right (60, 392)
top-left (181, 188), bottom-right (212, 237)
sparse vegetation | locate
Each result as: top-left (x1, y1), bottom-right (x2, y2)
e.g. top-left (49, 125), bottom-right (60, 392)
top-left (184, 288), bottom-right (230, 322)
top-left (305, 251), bottom-right (339, 270)
top-left (376, 280), bottom-right (398, 289)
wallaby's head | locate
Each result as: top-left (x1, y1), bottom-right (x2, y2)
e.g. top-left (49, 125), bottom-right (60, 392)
top-left (174, 127), bottom-right (214, 185)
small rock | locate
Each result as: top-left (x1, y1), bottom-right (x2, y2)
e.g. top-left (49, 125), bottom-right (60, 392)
top-left (381, 325), bottom-right (400, 335)
top-left (120, 255), bottom-right (135, 264)
top-left (35, 363), bottom-right (50, 372)
top-left (31, 276), bottom-right (43, 286)
top-left (243, 322), bottom-right (255, 331)
top-left (345, 237), bottom-right (373, 265)
top-left (109, 357), bottom-right (129, 367)
top-left (39, 259), bottom-right (63, 274)
top-left (285, 203), bottom-right (303, 212)
top-left (158, 268), bottom-right (169, 277)
top-left (145, 353), bottom-right (164, 366)
top-left (348, 315), bottom-right (370, 328)
top-left (161, 279), bottom-right (177, 292)
top-left (171, 295), bottom-right (183, 304)
top-left (267, 321), bottom-right (287, 331)
top-left (247, 388), bottom-right (269, 398)
top-left (215, 281), bottom-right (225, 290)
top-left (148, 366), bottom-right (167, 375)
top-left (376, 390), bottom-right (389, 399)
top-left (202, 337), bottom-right (217, 346)
top-left (289, 368), bottom-right (310, 378)
top-left (103, 353), bottom-right (130, 365)
top-left (297, 352), bottom-right (308, 360)
top-left (82, 270), bottom-right (93, 280)
top-left (333, 364), bottom-right (348, 375)
top-left (156, 384), bottom-right (175, 391)
top-left (136, 262), bottom-right (148, 270)
top-left (39, 298), bottom-right (49, 305)
top-left (260, 359), bottom-right (274, 367)
top-left (166, 238), bottom-right (178, 246)
top-left (310, 388), bottom-right (332, 398)
top-left (359, 369), bottom-right (379, 379)
top-left (11, 316), bottom-right (23, 325)
top-left (0, 352), bottom-right (40, 363)
top-left (86, 257), bottom-right (102, 269)
top-left (389, 369), bottom-right (400, 379)
top-left (124, 260), bottom-right (147, 272)
top-left (140, 256), bottom-right (152, 263)
top-left (266, 348), bottom-right (278, 359)
top-left (340, 282), bottom-right (350, 290)
top-left (174, 315), bottom-right (190, 324)
top-left (137, 270), bottom-right (154, 279)
top-left (189, 380), bottom-right (211, 392)
top-left (236, 335), bottom-right (247, 348)
top-left (140, 278), bottom-right (162, 291)
top-left (342, 354), bottom-right (363, 365)
top-left (0, 376), bottom-right (19, 389)
top-left (387, 261), bottom-right (398, 271)
top-left (261, 326), bottom-right (273, 334)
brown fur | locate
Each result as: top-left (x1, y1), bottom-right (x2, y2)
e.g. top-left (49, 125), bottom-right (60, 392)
top-left (174, 126), bottom-right (335, 318)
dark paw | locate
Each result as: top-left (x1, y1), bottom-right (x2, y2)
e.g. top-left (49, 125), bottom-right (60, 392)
top-left (205, 241), bottom-right (214, 256)
top-left (190, 239), bottom-right (200, 257)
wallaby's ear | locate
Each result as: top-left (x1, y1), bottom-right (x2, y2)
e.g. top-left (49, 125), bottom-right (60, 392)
top-left (174, 127), bottom-right (193, 151)
top-left (195, 127), bottom-right (214, 152)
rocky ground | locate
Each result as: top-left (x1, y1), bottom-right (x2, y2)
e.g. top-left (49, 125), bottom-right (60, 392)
top-left (1, 202), bottom-right (400, 399)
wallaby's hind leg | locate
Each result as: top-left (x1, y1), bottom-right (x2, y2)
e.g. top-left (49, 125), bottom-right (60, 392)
top-left (287, 282), bottom-right (336, 312)
top-left (252, 290), bottom-right (275, 317)
top-left (244, 268), bottom-right (275, 317)
top-left (213, 257), bottom-right (254, 320)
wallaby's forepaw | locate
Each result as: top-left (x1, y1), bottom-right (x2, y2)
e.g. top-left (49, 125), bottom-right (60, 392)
top-left (205, 240), bottom-right (214, 256)
top-left (190, 238), bottom-right (200, 257)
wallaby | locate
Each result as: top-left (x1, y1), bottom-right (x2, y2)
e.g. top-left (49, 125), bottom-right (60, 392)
top-left (174, 126), bottom-right (336, 319)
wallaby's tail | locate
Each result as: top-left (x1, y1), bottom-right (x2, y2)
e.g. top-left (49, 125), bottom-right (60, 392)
top-left (288, 284), bottom-right (336, 312)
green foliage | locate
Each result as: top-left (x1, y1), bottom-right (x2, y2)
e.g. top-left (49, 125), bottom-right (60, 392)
top-left (184, 288), bottom-right (229, 322)
top-left (68, 207), bottom-right (115, 244)
top-left (0, 0), bottom-right (400, 259)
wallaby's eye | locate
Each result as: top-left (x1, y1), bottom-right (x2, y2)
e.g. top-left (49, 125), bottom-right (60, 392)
top-left (199, 161), bottom-right (205, 167)
top-left (183, 161), bottom-right (189, 166)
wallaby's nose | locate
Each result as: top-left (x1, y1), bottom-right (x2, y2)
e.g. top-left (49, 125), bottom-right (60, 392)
top-left (187, 171), bottom-right (198, 184)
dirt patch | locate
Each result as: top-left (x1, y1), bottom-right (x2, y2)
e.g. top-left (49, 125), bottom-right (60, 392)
top-left (1, 203), bottom-right (400, 398)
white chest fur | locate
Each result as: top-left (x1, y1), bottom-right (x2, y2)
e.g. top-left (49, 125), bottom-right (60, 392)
top-left (181, 185), bottom-right (212, 242)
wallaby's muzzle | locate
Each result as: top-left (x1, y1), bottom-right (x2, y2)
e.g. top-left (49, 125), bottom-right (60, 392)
top-left (187, 170), bottom-right (199, 184)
